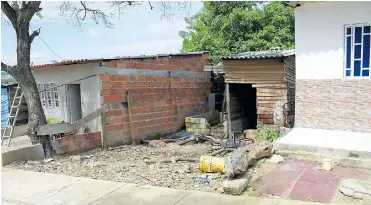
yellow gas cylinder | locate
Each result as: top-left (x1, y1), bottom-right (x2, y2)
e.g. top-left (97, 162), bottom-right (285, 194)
top-left (199, 155), bottom-right (226, 173)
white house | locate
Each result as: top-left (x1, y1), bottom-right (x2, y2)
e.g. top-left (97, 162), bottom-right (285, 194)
top-left (278, 2), bottom-right (371, 158)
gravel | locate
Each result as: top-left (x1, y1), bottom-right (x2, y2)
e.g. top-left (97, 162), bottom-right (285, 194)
top-left (6, 142), bottom-right (228, 193)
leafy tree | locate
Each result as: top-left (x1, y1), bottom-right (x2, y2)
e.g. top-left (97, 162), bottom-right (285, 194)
top-left (179, 1), bottom-right (295, 63)
top-left (1, 1), bottom-right (189, 159)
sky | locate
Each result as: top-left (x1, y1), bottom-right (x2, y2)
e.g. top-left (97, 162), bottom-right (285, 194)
top-left (1, 1), bottom-right (203, 66)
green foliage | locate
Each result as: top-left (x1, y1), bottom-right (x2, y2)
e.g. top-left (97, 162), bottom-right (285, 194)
top-left (255, 121), bottom-right (279, 143)
top-left (179, 1), bottom-right (295, 63)
top-left (47, 118), bottom-right (60, 124)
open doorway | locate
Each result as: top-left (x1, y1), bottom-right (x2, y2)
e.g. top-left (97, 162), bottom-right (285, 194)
top-left (229, 83), bottom-right (257, 133)
top-left (66, 84), bottom-right (82, 123)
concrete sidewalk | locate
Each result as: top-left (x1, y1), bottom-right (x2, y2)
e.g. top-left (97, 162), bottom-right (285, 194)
top-left (1, 168), bottom-right (341, 205)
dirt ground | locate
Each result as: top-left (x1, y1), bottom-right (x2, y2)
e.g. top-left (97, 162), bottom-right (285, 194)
top-left (7, 139), bottom-right (279, 194)
top-left (7, 142), bottom-right (232, 192)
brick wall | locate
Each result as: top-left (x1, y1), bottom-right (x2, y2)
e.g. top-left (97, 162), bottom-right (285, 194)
top-left (100, 54), bottom-right (211, 146)
top-left (54, 132), bottom-right (101, 154)
top-left (295, 79), bottom-right (371, 133)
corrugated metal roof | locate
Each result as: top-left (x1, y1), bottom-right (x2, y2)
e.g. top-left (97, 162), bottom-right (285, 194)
top-left (32, 58), bottom-right (114, 68)
top-left (33, 51), bottom-right (210, 68)
top-left (114, 51), bottom-right (210, 59)
top-left (1, 71), bottom-right (18, 87)
top-left (221, 49), bottom-right (295, 60)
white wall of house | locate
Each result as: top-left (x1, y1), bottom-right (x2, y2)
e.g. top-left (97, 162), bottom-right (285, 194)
top-left (295, 1), bottom-right (371, 79)
top-left (33, 63), bottom-right (103, 132)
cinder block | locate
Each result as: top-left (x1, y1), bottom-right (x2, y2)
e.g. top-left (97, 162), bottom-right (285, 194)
top-left (223, 172), bottom-right (249, 195)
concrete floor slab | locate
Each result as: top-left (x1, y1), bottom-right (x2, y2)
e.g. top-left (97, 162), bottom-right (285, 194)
top-left (289, 169), bottom-right (341, 203)
top-left (37, 178), bottom-right (124, 205)
top-left (2, 170), bottom-right (80, 204)
top-left (277, 128), bottom-right (371, 154)
top-left (90, 184), bottom-right (189, 205)
top-left (252, 163), bottom-right (305, 197)
top-left (1, 136), bottom-right (44, 166)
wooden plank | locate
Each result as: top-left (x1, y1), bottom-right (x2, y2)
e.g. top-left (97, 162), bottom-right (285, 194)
top-left (37, 123), bottom-right (74, 135)
top-left (223, 59), bottom-right (283, 67)
top-left (257, 96), bottom-right (287, 100)
top-left (226, 83), bottom-right (232, 139)
top-left (74, 104), bottom-right (110, 134)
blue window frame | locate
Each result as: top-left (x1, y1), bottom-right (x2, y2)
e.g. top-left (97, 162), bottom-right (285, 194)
top-left (345, 24), bottom-right (371, 78)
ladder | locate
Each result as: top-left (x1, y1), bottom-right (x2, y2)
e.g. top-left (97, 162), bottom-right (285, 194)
top-left (1, 86), bottom-right (24, 146)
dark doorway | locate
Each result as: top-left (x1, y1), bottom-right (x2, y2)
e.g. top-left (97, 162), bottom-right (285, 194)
top-left (66, 84), bottom-right (82, 123)
top-left (229, 83), bottom-right (257, 133)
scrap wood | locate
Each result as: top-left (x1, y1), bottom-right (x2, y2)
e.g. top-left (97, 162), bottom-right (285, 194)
top-left (177, 134), bottom-right (222, 146)
top-left (224, 140), bottom-right (273, 179)
top-left (209, 148), bottom-right (235, 156)
top-left (177, 136), bottom-right (198, 145)
top-left (146, 157), bottom-right (198, 164)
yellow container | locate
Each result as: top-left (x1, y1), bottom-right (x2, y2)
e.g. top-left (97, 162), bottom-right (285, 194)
top-left (322, 158), bottom-right (333, 171)
top-left (199, 155), bottom-right (226, 173)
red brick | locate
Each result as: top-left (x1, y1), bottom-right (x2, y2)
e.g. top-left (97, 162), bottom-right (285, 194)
top-left (114, 110), bottom-right (123, 116)
top-left (104, 95), bottom-right (125, 102)
top-left (102, 82), bottom-right (113, 89)
top-left (118, 75), bottom-right (128, 81)
top-left (112, 82), bottom-right (121, 88)
top-left (135, 63), bottom-right (151, 69)
top-left (105, 110), bottom-right (114, 117)
top-left (99, 74), bottom-right (111, 81)
top-left (100, 89), bottom-right (111, 96)
top-left (106, 61), bottom-right (118, 67)
top-left (138, 76), bottom-right (147, 81)
top-left (111, 75), bottom-right (120, 81)
top-left (111, 89), bottom-right (121, 95)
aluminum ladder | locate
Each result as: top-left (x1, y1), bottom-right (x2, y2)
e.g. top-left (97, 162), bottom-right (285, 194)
top-left (1, 86), bottom-right (24, 146)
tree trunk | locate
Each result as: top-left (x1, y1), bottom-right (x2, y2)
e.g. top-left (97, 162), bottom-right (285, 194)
top-left (2, 2), bottom-right (56, 159)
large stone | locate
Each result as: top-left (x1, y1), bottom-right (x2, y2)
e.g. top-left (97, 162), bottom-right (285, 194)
top-left (339, 178), bottom-right (371, 199)
top-left (267, 155), bottom-right (285, 164)
top-left (222, 172), bottom-right (249, 195)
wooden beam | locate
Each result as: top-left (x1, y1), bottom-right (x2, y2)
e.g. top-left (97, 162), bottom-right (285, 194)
top-left (74, 104), bottom-right (109, 134)
top-left (37, 123), bottom-right (74, 136)
top-left (226, 83), bottom-right (232, 139)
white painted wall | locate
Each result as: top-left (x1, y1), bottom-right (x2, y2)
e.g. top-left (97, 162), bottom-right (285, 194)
top-left (33, 63), bottom-right (103, 132)
top-left (295, 1), bottom-right (371, 79)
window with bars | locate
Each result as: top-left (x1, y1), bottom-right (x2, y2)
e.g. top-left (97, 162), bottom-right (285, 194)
top-left (37, 83), bottom-right (59, 108)
top-left (345, 24), bottom-right (371, 78)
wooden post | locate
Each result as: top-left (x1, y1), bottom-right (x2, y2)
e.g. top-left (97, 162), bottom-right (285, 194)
top-left (226, 83), bottom-right (232, 139)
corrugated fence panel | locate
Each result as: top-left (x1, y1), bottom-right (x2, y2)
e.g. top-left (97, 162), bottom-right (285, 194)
top-left (1, 88), bottom-right (9, 128)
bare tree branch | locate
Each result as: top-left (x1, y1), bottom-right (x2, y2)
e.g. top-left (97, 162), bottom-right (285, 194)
top-left (80, 1), bottom-right (87, 20)
top-left (1, 1), bottom-right (17, 28)
top-left (148, 1), bottom-right (154, 10)
top-left (11, 1), bottom-right (20, 12)
top-left (58, 1), bottom-right (191, 28)
top-left (22, 1), bottom-right (42, 23)
top-left (59, 1), bottom-right (114, 27)
top-left (1, 62), bottom-right (16, 73)
top-left (30, 27), bottom-right (41, 43)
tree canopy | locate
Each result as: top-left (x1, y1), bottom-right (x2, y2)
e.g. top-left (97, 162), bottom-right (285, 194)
top-left (179, 1), bottom-right (295, 63)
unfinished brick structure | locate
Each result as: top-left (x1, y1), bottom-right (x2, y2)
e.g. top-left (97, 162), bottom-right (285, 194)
top-left (99, 52), bottom-right (211, 146)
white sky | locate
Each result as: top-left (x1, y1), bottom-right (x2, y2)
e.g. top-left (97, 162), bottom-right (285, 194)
top-left (1, 1), bottom-right (203, 65)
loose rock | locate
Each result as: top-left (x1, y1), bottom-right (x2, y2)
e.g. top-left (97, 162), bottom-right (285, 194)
top-left (216, 187), bottom-right (225, 194)
top-left (267, 155), bottom-right (285, 164)
top-left (71, 155), bottom-right (81, 162)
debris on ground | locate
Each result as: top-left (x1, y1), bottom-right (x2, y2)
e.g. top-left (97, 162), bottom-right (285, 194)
top-left (339, 178), bottom-right (371, 202)
top-left (224, 140), bottom-right (273, 179)
top-left (267, 154), bottom-right (285, 164)
top-left (6, 127), bottom-right (276, 195)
